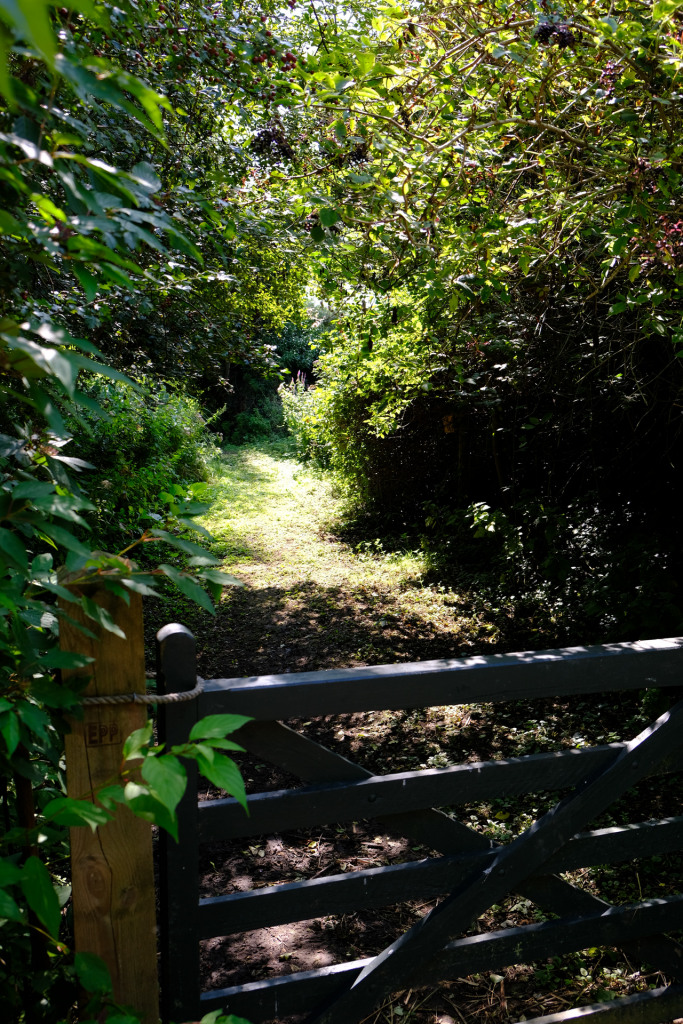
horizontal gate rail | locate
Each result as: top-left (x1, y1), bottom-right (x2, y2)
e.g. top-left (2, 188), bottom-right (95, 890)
top-left (199, 894), bottom-right (683, 1020)
top-left (197, 742), bottom-right (683, 842)
top-left (198, 815), bottom-right (683, 938)
top-left (156, 628), bottom-right (683, 1024)
top-left (523, 985), bottom-right (683, 1024)
top-left (199, 638), bottom-right (683, 719)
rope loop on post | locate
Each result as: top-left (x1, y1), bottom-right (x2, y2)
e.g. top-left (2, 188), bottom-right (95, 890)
top-left (81, 678), bottom-right (204, 706)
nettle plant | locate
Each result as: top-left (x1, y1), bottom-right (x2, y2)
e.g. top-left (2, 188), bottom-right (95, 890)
top-left (0, 2), bottom-right (250, 1020)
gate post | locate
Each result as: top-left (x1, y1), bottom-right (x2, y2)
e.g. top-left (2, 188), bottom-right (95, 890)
top-left (156, 623), bottom-right (200, 1024)
top-left (60, 588), bottom-right (159, 1024)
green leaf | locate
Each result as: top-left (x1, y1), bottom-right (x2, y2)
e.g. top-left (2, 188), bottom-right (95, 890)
top-left (74, 951), bottom-right (113, 994)
top-left (196, 569), bottom-right (243, 587)
top-left (29, 676), bottom-right (83, 709)
top-left (0, 710), bottom-right (20, 756)
top-left (141, 754), bottom-right (187, 813)
top-left (4, 0), bottom-right (56, 65)
top-left (311, 225), bottom-right (326, 243)
top-left (0, 210), bottom-right (22, 234)
top-left (201, 738), bottom-right (245, 751)
top-left (187, 553), bottom-right (222, 567)
top-left (15, 701), bottom-right (51, 741)
top-left (123, 782), bottom-right (178, 841)
top-left (121, 578), bottom-right (158, 597)
top-left (0, 528), bottom-right (28, 574)
top-left (4, 335), bottom-right (79, 394)
top-left (357, 51), bottom-right (376, 76)
top-left (32, 320), bottom-right (103, 357)
top-left (130, 160), bottom-right (162, 193)
top-left (96, 785), bottom-right (127, 811)
top-left (149, 528), bottom-right (218, 562)
top-left (67, 351), bottom-right (136, 388)
top-left (319, 208), bottom-right (341, 227)
top-left (159, 564), bottom-right (215, 615)
top-left (54, 882), bottom-right (71, 908)
top-left (81, 597), bottom-right (126, 638)
top-left (40, 579), bottom-right (80, 603)
top-left (72, 264), bottom-right (99, 302)
top-left (653, 0), bottom-right (683, 18)
top-left (12, 480), bottom-right (55, 500)
top-left (334, 76), bottom-right (355, 93)
top-left (43, 796), bottom-right (112, 831)
top-left (195, 752), bottom-right (248, 813)
top-left (0, 888), bottom-right (25, 924)
top-left (21, 856), bottom-right (60, 938)
top-left (36, 650), bottom-right (94, 670)
top-left (189, 715), bottom-right (252, 742)
top-left (122, 720), bottom-right (152, 761)
top-left (0, 858), bottom-right (23, 887)
top-left (166, 226), bottom-right (203, 262)
top-left (199, 1013), bottom-right (223, 1024)
top-left (177, 516), bottom-right (214, 540)
top-left (200, 1013), bottom-right (252, 1024)
top-left (38, 521), bottom-right (92, 558)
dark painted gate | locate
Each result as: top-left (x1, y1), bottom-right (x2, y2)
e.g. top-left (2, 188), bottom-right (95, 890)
top-left (156, 625), bottom-right (683, 1024)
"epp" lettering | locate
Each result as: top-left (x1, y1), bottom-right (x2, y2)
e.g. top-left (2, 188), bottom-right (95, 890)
top-left (85, 722), bottom-right (120, 747)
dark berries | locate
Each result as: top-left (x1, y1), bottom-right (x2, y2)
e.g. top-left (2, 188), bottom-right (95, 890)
top-left (534, 22), bottom-right (555, 44)
top-left (534, 21), bottom-right (578, 47)
top-left (555, 24), bottom-right (576, 48)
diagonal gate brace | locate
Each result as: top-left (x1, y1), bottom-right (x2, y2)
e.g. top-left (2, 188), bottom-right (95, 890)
top-left (299, 700), bottom-right (683, 1023)
top-left (236, 721), bottom-right (683, 981)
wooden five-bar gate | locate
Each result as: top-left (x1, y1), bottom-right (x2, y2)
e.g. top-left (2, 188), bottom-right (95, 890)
top-left (156, 625), bottom-right (683, 1024)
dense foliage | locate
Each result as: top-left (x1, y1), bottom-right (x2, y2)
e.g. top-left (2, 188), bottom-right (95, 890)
top-left (280, 0), bottom-right (683, 641)
top-left (3, 0), bottom-right (683, 1018)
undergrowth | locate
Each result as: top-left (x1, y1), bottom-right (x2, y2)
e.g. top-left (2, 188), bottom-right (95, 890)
top-left (68, 379), bottom-right (221, 553)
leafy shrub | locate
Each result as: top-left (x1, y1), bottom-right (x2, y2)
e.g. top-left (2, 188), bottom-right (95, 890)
top-left (423, 497), bottom-right (683, 644)
top-left (222, 403), bottom-right (283, 445)
top-left (216, 318), bottom-right (322, 445)
top-left (280, 373), bottom-right (330, 463)
top-left (68, 379), bottom-right (220, 551)
top-left (276, 320), bottom-right (321, 377)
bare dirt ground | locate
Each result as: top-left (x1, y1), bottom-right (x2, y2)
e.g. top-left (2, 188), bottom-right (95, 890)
top-left (143, 443), bottom-right (683, 1024)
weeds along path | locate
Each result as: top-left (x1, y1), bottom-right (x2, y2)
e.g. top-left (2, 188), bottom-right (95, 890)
top-left (143, 443), bottom-right (682, 1023)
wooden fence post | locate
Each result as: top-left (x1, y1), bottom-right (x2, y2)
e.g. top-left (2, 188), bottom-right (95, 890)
top-left (156, 623), bottom-right (199, 1024)
top-left (60, 588), bottom-right (159, 1024)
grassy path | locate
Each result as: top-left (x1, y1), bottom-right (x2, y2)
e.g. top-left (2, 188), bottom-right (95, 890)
top-left (194, 440), bottom-right (498, 680)
top-left (143, 443), bottom-right (682, 1024)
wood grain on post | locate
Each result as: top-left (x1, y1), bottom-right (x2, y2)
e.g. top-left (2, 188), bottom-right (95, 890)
top-left (60, 588), bottom-right (159, 1024)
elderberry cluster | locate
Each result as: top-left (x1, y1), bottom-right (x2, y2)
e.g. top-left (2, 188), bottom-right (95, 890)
top-left (534, 21), bottom-right (578, 48)
top-left (534, 22), bottom-right (555, 43)
top-left (251, 124), bottom-right (295, 161)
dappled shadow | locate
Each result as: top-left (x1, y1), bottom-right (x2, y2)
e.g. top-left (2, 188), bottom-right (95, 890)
top-left (204, 580), bottom-right (481, 679)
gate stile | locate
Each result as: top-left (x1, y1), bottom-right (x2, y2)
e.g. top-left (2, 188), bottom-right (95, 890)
top-left (156, 627), bottom-right (683, 1024)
